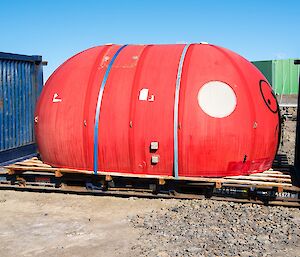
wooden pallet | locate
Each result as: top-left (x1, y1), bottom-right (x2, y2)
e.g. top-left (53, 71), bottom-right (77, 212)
top-left (3, 157), bottom-right (300, 192)
top-left (1, 157), bottom-right (300, 207)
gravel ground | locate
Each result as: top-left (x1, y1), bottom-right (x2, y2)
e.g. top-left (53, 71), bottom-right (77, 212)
top-left (278, 119), bottom-right (296, 164)
top-left (277, 107), bottom-right (297, 164)
top-left (131, 200), bottom-right (300, 257)
top-left (130, 113), bottom-right (300, 257)
top-left (1, 191), bottom-right (299, 257)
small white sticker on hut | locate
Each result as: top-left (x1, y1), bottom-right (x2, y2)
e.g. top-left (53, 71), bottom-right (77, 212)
top-left (139, 88), bottom-right (149, 101)
top-left (148, 95), bottom-right (155, 102)
top-left (53, 93), bottom-right (62, 103)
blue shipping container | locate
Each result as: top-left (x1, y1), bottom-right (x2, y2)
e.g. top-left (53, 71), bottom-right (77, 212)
top-left (0, 52), bottom-right (43, 165)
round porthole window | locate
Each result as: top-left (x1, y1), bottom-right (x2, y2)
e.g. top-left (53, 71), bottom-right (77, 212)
top-left (197, 81), bottom-right (237, 118)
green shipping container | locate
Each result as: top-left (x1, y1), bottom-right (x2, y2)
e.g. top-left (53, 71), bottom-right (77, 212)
top-left (252, 59), bottom-right (300, 95)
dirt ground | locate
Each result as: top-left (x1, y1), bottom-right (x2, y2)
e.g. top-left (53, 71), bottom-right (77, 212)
top-left (0, 190), bottom-right (299, 257)
top-left (0, 191), bottom-right (175, 257)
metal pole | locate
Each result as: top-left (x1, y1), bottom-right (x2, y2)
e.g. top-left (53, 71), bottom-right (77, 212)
top-left (293, 60), bottom-right (300, 184)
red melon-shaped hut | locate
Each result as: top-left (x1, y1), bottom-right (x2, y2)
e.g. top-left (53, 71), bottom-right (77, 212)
top-left (35, 43), bottom-right (280, 178)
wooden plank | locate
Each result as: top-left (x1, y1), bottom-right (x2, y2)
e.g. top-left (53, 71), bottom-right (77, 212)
top-left (55, 170), bottom-right (62, 178)
top-left (220, 178), bottom-right (291, 186)
top-left (249, 173), bottom-right (291, 179)
top-left (105, 175), bottom-right (112, 181)
top-left (215, 181), bottom-right (222, 189)
top-left (262, 170), bottom-right (290, 175)
top-left (14, 162), bottom-right (52, 168)
top-left (224, 175), bottom-right (291, 183)
top-left (22, 159), bottom-right (44, 164)
top-left (159, 178), bottom-right (165, 185)
top-left (8, 169), bottom-right (15, 175)
top-left (277, 186), bottom-right (283, 193)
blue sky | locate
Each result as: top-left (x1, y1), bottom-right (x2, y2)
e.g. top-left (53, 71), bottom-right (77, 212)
top-left (0, 0), bottom-right (299, 80)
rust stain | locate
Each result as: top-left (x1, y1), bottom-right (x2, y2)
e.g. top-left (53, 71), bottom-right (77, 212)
top-left (0, 98), bottom-right (3, 110)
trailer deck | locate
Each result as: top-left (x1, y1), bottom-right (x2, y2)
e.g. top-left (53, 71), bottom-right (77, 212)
top-left (0, 157), bottom-right (299, 207)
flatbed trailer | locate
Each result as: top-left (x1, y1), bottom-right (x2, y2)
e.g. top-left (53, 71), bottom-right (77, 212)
top-left (0, 157), bottom-right (299, 207)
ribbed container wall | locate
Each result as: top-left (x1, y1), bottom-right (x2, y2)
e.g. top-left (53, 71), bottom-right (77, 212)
top-left (273, 59), bottom-right (299, 94)
top-left (0, 52), bottom-right (43, 164)
top-left (252, 59), bottom-right (300, 95)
